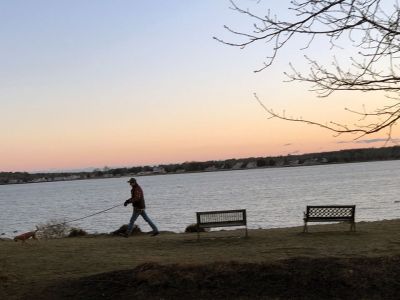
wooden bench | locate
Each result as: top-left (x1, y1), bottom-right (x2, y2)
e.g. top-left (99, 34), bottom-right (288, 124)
top-left (303, 205), bottom-right (356, 232)
top-left (196, 209), bottom-right (248, 240)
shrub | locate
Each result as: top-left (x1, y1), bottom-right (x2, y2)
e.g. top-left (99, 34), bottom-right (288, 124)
top-left (185, 223), bottom-right (207, 233)
top-left (111, 224), bottom-right (142, 236)
top-left (37, 219), bottom-right (72, 239)
top-left (68, 228), bottom-right (88, 237)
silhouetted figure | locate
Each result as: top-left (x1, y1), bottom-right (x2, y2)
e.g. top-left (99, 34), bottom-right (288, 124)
top-left (123, 178), bottom-right (159, 237)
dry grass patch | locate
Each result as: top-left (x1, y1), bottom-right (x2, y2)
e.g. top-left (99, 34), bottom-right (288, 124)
top-left (1, 219), bottom-right (400, 299)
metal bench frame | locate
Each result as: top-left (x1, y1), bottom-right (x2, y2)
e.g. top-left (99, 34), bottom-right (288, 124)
top-left (303, 205), bottom-right (356, 232)
top-left (196, 209), bottom-right (248, 240)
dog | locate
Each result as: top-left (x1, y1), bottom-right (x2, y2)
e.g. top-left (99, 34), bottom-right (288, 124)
top-left (14, 227), bottom-right (39, 243)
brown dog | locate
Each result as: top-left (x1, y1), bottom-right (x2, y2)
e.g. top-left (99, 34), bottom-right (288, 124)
top-left (14, 227), bottom-right (39, 243)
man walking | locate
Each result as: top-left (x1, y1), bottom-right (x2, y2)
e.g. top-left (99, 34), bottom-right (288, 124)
top-left (123, 178), bottom-right (159, 237)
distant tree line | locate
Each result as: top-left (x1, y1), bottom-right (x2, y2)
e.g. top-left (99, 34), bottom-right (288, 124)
top-left (1, 146), bottom-right (400, 185)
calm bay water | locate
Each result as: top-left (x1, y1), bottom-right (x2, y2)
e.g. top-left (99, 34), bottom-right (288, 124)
top-left (1, 160), bottom-right (399, 237)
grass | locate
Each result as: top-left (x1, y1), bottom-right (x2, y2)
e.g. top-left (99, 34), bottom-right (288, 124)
top-left (1, 219), bottom-right (400, 299)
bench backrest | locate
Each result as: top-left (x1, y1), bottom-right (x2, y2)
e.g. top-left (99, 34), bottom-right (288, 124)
top-left (196, 209), bottom-right (247, 228)
top-left (305, 205), bottom-right (355, 221)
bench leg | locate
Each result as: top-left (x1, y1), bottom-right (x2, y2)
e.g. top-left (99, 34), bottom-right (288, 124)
top-left (303, 221), bottom-right (308, 233)
top-left (245, 226), bottom-right (248, 238)
top-left (350, 222), bottom-right (356, 232)
top-left (197, 224), bottom-right (200, 241)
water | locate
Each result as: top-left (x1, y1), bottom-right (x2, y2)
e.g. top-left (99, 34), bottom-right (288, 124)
top-left (1, 160), bottom-right (399, 237)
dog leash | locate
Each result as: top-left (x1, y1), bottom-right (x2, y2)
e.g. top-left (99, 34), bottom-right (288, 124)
top-left (4, 203), bottom-right (124, 237)
top-left (47, 203), bottom-right (124, 228)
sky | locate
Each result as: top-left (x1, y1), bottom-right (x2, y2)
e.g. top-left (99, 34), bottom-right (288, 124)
top-left (1, 0), bottom-right (399, 172)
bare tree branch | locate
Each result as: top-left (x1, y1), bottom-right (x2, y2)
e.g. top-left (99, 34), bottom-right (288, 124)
top-left (217, 0), bottom-right (400, 138)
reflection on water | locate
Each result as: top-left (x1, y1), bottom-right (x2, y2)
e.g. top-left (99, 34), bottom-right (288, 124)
top-left (1, 160), bottom-right (399, 237)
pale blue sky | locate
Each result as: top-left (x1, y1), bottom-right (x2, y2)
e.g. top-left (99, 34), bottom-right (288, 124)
top-left (0, 1), bottom-right (396, 171)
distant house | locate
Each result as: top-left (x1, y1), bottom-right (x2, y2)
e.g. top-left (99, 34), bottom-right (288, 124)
top-left (204, 166), bottom-right (217, 172)
top-left (246, 161), bottom-right (257, 169)
top-left (303, 158), bottom-right (318, 166)
top-left (152, 166), bottom-right (166, 174)
top-left (137, 171), bottom-right (153, 176)
top-left (31, 177), bottom-right (48, 183)
top-left (232, 162), bottom-right (243, 170)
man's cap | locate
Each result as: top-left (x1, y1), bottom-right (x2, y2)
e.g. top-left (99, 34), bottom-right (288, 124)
top-left (127, 178), bottom-right (137, 184)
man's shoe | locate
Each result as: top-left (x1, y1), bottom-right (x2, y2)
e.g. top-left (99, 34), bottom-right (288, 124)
top-left (151, 231), bottom-right (159, 236)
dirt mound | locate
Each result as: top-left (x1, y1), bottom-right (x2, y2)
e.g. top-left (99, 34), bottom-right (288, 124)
top-left (31, 256), bottom-right (400, 299)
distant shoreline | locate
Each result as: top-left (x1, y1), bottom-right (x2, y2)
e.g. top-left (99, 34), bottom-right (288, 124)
top-left (1, 145), bottom-right (400, 185)
top-left (0, 158), bottom-right (390, 186)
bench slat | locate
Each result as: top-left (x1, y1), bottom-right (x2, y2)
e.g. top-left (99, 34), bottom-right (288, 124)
top-left (303, 205), bottom-right (356, 232)
top-left (199, 211), bottom-right (245, 224)
top-left (196, 209), bottom-right (247, 239)
top-left (199, 221), bottom-right (246, 228)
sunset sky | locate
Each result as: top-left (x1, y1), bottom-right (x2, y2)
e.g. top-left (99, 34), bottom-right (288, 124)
top-left (1, 0), bottom-right (399, 172)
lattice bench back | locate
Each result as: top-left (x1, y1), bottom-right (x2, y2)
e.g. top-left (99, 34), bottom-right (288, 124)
top-left (196, 209), bottom-right (247, 239)
top-left (303, 205), bottom-right (356, 232)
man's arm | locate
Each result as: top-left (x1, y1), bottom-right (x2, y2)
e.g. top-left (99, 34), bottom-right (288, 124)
top-left (124, 186), bottom-right (143, 206)
top-left (124, 199), bottom-right (131, 206)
